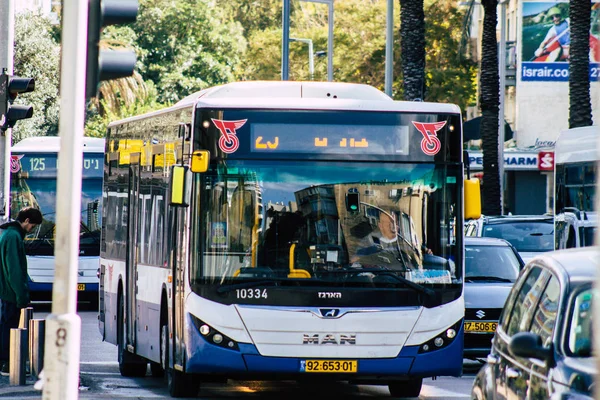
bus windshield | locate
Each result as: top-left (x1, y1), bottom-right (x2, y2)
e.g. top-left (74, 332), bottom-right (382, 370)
top-left (191, 160), bottom-right (461, 290)
top-left (10, 152), bottom-right (103, 256)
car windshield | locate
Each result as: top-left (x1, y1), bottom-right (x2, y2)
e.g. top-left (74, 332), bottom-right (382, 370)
top-left (567, 287), bottom-right (596, 357)
top-left (465, 245), bottom-right (520, 282)
top-left (482, 220), bottom-right (554, 252)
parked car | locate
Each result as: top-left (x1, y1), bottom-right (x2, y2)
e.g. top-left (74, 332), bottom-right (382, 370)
top-left (465, 215), bottom-right (554, 263)
top-left (471, 247), bottom-right (598, 400)
top-left (464, 237), bottom-right (524, 359)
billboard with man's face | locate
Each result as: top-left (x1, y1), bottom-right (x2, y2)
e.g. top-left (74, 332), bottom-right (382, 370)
top-left (521, 1), bottom-right (600, 82)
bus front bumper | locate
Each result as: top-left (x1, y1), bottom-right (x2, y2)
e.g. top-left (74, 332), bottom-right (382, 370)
top-left (185, 316), bottom-right (464, 379)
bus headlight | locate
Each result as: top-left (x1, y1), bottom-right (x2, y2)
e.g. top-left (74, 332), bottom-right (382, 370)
top-left (418, 320), bottom-right (462, 354)
top-left (190, 314), bottom-right (239, 351)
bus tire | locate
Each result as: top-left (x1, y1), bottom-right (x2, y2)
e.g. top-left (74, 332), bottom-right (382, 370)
top-left (388, 378), bottom-right (422, 398)
top-left (117, 292), bottom-right (147, 377)
top-left (162, 323), bottom-right (200, 397)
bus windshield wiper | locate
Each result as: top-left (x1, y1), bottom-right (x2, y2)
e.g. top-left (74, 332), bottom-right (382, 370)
top-left (334, 268), bottom-right (435, 298)
top-left (216, 280), bottom-right (280, 294)
top-left (465, 276), bottom-right (513, 283)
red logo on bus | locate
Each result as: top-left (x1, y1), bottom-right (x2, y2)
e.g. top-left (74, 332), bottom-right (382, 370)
top-left (212, 119), bottom-right (247, 154)
top-left (10, 155), bottom-right (23, 173)
top-left (411, 121), bottom-right (447, 156)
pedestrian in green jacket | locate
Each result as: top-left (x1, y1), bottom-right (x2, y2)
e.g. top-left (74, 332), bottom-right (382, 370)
top-left (0, 206), bottom-right (42, 374)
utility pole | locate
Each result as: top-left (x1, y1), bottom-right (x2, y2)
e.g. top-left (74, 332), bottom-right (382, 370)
top-left (42, 0), bottom-right (88, 397)
top-left (498, 0), bottom-right (507, 214)
top-left (0, 0), bottom-right (15, 224)
top-left (43, 1), bottom-right (138, 397)
top-left (384, 0), bottom-right (393, 96)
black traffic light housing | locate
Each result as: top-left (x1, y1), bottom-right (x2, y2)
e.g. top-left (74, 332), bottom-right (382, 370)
top-left (86, 0), bottom-right (139, 99)
top-left (346, 188), bottom-right (360, 212)
top-left (0, 69), bottom-right (35, 131)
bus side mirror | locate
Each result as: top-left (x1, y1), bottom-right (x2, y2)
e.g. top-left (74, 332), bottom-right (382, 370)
top-left (464, 178), bottom-right (481, 220)
top-left (190, 150), bottom-right (209, 173)
top-left (170, 165), bottom-right (191, 207)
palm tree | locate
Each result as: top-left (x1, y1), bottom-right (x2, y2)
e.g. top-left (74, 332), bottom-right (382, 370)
top-left (568, 0), bottom-right (593, 128)
top-left (400, 0), bottom-right (426, 100)
top-left (479, 0), bottom-right (501, 216)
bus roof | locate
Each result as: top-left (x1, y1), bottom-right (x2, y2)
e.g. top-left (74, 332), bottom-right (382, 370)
top-left (108, 81), bottom-right (461, 127)
top-left (11, 137), bottom-right (105, 153)
top-left (555, 125), bottom-right (599, 164)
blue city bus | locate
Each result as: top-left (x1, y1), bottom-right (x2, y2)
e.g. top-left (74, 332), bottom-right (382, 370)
top-left (10, 136), bottom-right (104, 306)
top-left (99, 81), bottom-right (480, 397)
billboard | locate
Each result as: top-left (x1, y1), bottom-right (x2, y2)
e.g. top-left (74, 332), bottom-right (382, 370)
top-left (521, 1), bottom-right (600, 82)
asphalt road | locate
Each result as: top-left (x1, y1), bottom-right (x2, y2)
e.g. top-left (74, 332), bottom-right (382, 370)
top-left (0, 309), bottom-right (482, 399)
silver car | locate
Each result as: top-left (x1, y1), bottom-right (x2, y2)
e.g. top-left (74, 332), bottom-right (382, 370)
top-left (464, 237), bottom-right (524, 359)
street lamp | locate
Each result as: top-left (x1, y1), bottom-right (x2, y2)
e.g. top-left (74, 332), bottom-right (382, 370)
top-left (290, 38), bottom-right (314, 80)
top-left (282, 0), bottom-right (334, 81)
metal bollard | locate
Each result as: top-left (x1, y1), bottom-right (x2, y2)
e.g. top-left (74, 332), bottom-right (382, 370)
top-left (19, 307), bottom-right (33, 329)
top-left (9, 328), bottom-right (27, 385)
top-left (29, 319), bottom-right (45, 379)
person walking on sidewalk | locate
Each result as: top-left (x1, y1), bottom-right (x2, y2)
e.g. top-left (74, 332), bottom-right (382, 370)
top-left (0, 207), bottom-right (42, 375)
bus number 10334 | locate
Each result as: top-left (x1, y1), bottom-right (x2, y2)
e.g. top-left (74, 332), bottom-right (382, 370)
top-left (235, 288), bottom-right (268, 299)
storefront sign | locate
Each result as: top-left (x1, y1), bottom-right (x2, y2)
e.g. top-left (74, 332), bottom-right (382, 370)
top-left (538, 151), bottom-right (555, 170)
top-left (468, 151), bottom-right (541, 171)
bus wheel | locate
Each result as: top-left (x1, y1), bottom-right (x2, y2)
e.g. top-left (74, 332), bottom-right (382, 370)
top-left (388, 378), bottom-right (422, 398)
top-left (117, 293), bottom-right (147, 377)
top-left (162, 323), bottom-right (200, 397)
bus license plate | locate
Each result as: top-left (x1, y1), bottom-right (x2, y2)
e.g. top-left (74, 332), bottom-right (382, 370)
top-left (301, 360), bottom-right (357, 373)
top-left (77, 284), bottom-right (86, 291)
top-left (464, 321), bottom-right (497, 333)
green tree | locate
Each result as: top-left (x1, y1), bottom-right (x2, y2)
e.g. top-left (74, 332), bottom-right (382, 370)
top-left (568, 0), bottom-right (593, 128)
top-left (424, 2), bottom-right (477, 110)
top-left (479, 0), bottom-right (501, 216)
top-left (133, 0), bottom-right (247, 104)
top-left (12, 11), bottom-right (61, 142)
top-left (235, 0), bottom-right (475, 111)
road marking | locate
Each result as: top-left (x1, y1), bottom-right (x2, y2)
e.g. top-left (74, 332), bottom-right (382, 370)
top-left (80, 361), bottom-right (119, 365)
top-left (80, 371), bottom-right (121, 376)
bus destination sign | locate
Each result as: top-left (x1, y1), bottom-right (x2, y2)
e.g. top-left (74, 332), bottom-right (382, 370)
top-left (250, 123), bottom-right (409, 155)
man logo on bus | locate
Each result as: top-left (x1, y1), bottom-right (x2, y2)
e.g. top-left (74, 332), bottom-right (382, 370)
top-left (10, 155), bottom-right (24, 173)
top-left (212, 118), bottom-right (248, 154)
top-left (411, 121), bottom-right (447, 156)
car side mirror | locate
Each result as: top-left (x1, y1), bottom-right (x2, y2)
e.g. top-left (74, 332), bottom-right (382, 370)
top-left (509, 332), bottom-right (555, 367)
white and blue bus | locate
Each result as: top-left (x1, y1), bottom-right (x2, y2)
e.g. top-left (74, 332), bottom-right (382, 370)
top-left (10, 136), bottom-right (104, 305)
top-left (554, 126), bottom-right (598, 249)
top-left (99, 81), bottom-right (480, 397)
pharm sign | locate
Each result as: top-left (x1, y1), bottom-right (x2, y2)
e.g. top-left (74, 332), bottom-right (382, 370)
top-left (468, 151), bottom-right (554, 171)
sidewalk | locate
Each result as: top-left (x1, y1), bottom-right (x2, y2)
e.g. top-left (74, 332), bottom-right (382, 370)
top-left (0, 374), bottom-right (40, 399)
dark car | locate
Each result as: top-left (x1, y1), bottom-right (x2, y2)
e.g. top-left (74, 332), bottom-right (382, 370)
top-left (464, 237), bottom-right (524, 359)
top-left (471, 247), bottom-right (598, 400)
top-left (465, 215), bottom-right (554, 264)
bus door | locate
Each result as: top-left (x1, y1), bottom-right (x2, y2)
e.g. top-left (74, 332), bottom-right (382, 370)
top-left (126, 156), bottom-right (141, 351)
top-left (169, 205), bottom-right (188, 370)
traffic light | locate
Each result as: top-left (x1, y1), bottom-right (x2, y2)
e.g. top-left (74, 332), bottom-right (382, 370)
top-left (346, 189), bottom-right (360, 212)
top-left (86, 0), bottom-right (139, 99)
top-left (0, 69), bottom-right (35, 131)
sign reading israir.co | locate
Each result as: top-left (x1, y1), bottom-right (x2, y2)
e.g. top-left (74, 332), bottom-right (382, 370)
top-left (520, 1), bottom-right (600, 82)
